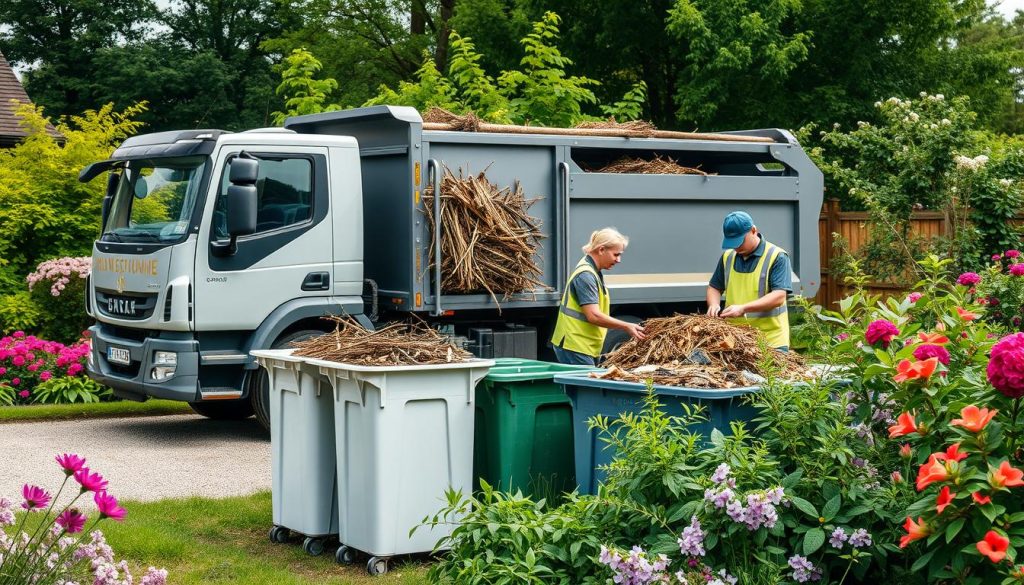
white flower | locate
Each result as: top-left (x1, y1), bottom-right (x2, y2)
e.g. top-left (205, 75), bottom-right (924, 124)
top-left (974, 155), bottom-right (989, 166)
top-left (874, 101), bottom-right (882, 108)
top-left (941, 118), bottom-right (951, 125)
top-left (908, 112), bottom-right (919, 122)
top-left (920, 91), bottom-right (928, 97)
top-left (1000, 179), bottom-right (1014, 187)
top-left (936, 94), bottom-right (944, 100)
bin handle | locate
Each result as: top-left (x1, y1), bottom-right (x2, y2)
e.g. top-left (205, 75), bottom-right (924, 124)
top-left (427, 158), bottom-right (443, 316)
top-left (558, 161), bottom-right (570, 289)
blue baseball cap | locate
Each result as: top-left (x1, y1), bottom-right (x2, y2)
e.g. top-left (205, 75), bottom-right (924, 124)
top-left (721, 211), bottom-right (754, 249)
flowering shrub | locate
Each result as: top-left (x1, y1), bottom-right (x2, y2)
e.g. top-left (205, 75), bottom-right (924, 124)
top-left (0, 331), bottom-right (107, 405)
top-left (25, 256), bottom-right (93, 344)
top-left (0, 452), bottom-right (167, 584)
top-left (977, 251), bottom-right (1024, 331)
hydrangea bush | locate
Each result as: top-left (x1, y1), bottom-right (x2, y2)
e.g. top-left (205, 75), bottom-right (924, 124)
top-left (0, 452), bottom-right (167, 584)
top-left (25, 256), bottom-right (93, 344)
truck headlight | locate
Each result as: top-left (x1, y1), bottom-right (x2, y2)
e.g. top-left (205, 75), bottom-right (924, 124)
top-left (150, 351), bottom-right (177, 381)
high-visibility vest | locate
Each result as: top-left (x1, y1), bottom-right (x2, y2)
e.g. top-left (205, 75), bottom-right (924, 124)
top-left (722, 242), bottom-right (789, 348)
top-left (550, 257), bottom-right (611, 357)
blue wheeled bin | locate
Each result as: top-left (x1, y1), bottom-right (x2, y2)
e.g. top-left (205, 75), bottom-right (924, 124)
top-left (553, 371), bottom-right (759, 495)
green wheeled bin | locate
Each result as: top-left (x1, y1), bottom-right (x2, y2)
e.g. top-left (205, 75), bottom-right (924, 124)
top-left (473, 358), bottom-right (598, 499)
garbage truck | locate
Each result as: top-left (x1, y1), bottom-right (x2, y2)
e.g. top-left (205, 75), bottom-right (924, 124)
top-left (78, 105), bottom-right (823, 429)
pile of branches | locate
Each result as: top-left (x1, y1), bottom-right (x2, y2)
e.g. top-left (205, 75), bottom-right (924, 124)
top-left (423, 166), bottom-right (546, 304)
top-left (597, 314), bottom-right (813, 388)
top-left (586, 155), bottom-right (712, 176)
top-left (290, 316), bottom-right (473, 366)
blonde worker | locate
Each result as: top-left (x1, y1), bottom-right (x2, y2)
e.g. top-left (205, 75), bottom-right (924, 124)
top-left (550, 228), bottom-right (646, 366)
top-left (706, 211), bottom-right (792, 350)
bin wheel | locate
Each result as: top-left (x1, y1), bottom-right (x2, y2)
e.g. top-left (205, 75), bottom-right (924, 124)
top-left (268, 526), bottom-right (289, 544)
top-left (303, 537), bottom-right (326, 556)
top-left (335, 545), bottom-right (356, 565)
top-left (366, 556), bottom-right (388, 576)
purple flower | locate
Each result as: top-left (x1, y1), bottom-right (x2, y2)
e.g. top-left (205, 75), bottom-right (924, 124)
top-left (711, 463), bottom-right (731, 484)
top-left (957, 272), bottom-right (981, 286)
top-left (705, 487), bottom-right (734, 509)
top-left (788, 555), bottom-right (822, 583)
top-left (677, 516), bottom-right (706, 557)
top-left (830, 527), bottom-right (848, 549)
top-left (849, 528), bottom-right (873, 548)
top-left (726, 498), bottom-right (746, 524)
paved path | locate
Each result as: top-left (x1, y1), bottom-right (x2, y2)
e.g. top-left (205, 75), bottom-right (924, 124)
top-left (0, 414), bottom-right (271, 503)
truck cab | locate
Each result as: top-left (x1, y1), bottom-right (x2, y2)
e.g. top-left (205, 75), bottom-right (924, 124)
top-left (82, 128), bottom-right (367, 427)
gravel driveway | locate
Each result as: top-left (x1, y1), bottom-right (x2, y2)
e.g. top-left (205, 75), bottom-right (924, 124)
top-left (0, 414), bottom-right (271, 502)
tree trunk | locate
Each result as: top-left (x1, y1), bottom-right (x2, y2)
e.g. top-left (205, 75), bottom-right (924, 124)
top-left (434, 0), bottom-right (455, 70)
top-left (411, 0), bottom-right (425, 35)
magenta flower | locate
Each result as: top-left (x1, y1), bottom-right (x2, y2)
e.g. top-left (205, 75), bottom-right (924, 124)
top-left (1010, 264), bottom-right (1024, 276)
top-left (12, 331), bottom-right (24, 339)
top-left (836, 333), bottom-right (850, 342)
top-left (993, 254), bottom-right (1003, 262)
top-left (989, 333), bottom-right (1024, 398)
top-left (11, 378), bottom-right (20, 386)
top-left (865, 320), bottom-right (900, 347)
top-left (74, 468), bottom-right (108, 493)
top-left (94, 491), bottom-right (127, 521)
top-left (1006, 250), bottom-right (1021, 259)
top-left (56, 453), bottom-right (86, 475)
top-left (39, 370), bottom-right (51, 381)
top-left (55, 508), bottom-right (87, 533)
top-left (21, 484), bottom-right (51, 510)
top-left (914, 344), bottom-right (951, 365)
top-left (957, 272), bottom-right (981, 286)
top-left (11, 356), bottom-right (24, 367)
top-left (907, 292), bottom-right (923, 303)
top-left (18, 390), bottom-right (28, 398)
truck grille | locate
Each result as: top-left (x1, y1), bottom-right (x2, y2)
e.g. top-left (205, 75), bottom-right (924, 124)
top-left (95, 290), bottom-right (158, 320)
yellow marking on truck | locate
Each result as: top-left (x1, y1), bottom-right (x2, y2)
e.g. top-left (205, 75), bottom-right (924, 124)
top-left (414, 189), bottom-right (420, 204)
top-left (414, 162), bottom-right (421, 186)
top-left (93, 257), bottom-right (159, 276)
top-left (415, 292), bottom-right (422, 307)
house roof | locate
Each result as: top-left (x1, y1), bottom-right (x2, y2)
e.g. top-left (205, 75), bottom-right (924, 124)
top-left (0, 50), bottom-right (62, 147)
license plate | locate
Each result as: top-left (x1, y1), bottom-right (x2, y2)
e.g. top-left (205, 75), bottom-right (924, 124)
top-left (107, 346), bottom-right (131, 365)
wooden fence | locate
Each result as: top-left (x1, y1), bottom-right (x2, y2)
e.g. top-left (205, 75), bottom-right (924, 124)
top-left (810, 199), bottom-right (1024, 308)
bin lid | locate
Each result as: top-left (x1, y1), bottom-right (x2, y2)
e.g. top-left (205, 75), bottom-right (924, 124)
top-left (249, 348), bottom-right (301, 362)
top-left (552, 370), bottom-right (758, 399)
top-left (486, 359), bottom-right (600, 382)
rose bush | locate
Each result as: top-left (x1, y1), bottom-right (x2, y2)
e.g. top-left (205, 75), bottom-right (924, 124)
top-left (0, 331), bottom-right (107, 405)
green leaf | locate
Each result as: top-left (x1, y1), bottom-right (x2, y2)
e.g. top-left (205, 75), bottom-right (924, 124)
top-left (789, 496), bottom-right (818, 518)
top-left (710, 428), bottom-right (726, 446)
top-left (782, 470), bottom-right (803, 489)
top-left (823, 494), bottom-right (842, 521)
top-left (804, 527), bottom-right (826, 555)
top-left (946, 518), bottom-right (966, 543)
top-left (911, 548), bottom-right (937, 573)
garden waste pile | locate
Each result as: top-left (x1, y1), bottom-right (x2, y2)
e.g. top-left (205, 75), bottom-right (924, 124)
top-left (422, 166), bottom-right (546, 304)
top-left (585, 154), bottom-right (712, 176)
top-left (290, 316), bottom-right (473, 365)
top-left (597, 314), bottom-right (813, 388)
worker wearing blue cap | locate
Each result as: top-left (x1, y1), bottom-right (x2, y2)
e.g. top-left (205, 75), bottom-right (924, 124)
top-left (706, 211), bottom-right (792, 350)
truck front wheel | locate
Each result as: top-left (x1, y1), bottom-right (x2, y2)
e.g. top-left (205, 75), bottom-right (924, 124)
top-left (188, 399), bottom-right (255, 420)
top-left (250, 329), bottom-right (325, 431)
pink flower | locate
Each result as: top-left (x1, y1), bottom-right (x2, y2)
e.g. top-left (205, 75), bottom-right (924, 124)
top-left (957, 272), bottom-right (981, 286)
top-left (55, 508), bottom-right (87, 533)
top-left (56, 453), bottom-right (86, 475)
top-left (914, 344), bottom-right (951, 365)
top-left (11, 356), bottom-right (24, 367)
top-left (39, 370), bottom-right (51, 381)
top-left (21, 484), bottom-right (51, 510)
top-left (74, 468), bottom-right (108, 493)
top-left (26, 363), bottom-right (38, 372)
top-left (0, 367), bottom-right (5, 375)
top-left (992, 254), bottom-right (1003, 262)
top-left (865, 320), bottom-right (900, 347)
top-left (18, 390), bottom-right (28, 398)
top-left (11, 378), bottom-right (19, 386)
top-left (989, 333), bottom-right (1024, 398)
top-left (836, 333), bottom-right (850, 342)
top-left (1007, 250), bottom-right (1021, 259)
top-left (907, 292), bottom-right (923, 303)
top-left (94, 491), bottom-right (127, 521)
top-left (1010, 264), bottom-right (1024, 277)
top-left (67, 363), bottom-right (83, 376)
top-left (12, 331), bottom-right (24, 339)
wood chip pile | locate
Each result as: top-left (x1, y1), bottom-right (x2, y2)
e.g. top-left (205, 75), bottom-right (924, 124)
top-left (597, 314), bottom-right (813, 388)
top-left (290, 316), bottom-right (473, 366)
top-left (586, 155), bottom-right (713, 176)
top-left (423, 166), bottom-right (546, 303)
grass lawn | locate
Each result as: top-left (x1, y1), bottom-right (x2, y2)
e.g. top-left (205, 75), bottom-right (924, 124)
top-left (0, 399), bottom-right (193, 422)
top-left (103, 491), bottom-right (431, 584)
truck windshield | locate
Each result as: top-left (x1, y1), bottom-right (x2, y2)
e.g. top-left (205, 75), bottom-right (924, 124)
top-left (103, 157), bottom-right (207, 243)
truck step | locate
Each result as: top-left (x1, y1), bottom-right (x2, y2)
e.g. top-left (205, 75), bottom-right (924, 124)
top-left (199, 387), bottom-right (244, 400)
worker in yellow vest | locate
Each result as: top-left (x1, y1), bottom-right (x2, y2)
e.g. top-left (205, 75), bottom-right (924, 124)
top-left (550, 228), bottom-right (646, 365)
top-left (706, 211), bottom-right (792, 350)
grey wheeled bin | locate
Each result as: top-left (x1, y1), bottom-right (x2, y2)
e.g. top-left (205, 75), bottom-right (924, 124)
top-left (310, 357), bottom-right (494, 576)
top-left (251, 349), bottom-right (339, 556)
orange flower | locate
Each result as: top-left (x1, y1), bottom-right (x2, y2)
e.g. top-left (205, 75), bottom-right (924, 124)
top-left (935, 486), bottom-right (956, 514)
top-left (918, 332), bottom-right (950, 345)
top-left (916, 454), bottom-right (950, 491)
top-left (950, 405), bottom-right (998, 433)
top-left (893, 358), bottom-right (939, 383)
top-left (899, 443), bottom-right (913, 459)
top-left (972, 491), bottom-right (992, 505)
top-left (900, 516), bottom-right (931, 548)
top-left (990, 461), bottom-right (1024, 489)
top-left (977, 530), bottom-right (1010, 563)
top-left (940, 443), bottom-right (968, 463)
top-left (888, 412), bottom-right (919, 438)
top-left (957, 307), bottom-right (980, 321)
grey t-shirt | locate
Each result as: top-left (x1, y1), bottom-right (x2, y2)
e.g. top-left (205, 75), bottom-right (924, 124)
top-left (570, 256), bottom-right (603, 307)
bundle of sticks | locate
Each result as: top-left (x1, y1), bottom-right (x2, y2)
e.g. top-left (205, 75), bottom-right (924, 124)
top-left (586, 155), bottom-right (712, 176)
top-left (597, 314), bottom-right (813, 388)
top-left (290, 316), bottom-right (473, 366)
top-left (423, 166), bottom-right (546, 304)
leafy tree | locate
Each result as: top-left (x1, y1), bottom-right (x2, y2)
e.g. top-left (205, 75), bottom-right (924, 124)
top-left (271, 48), bottom-right (342, 124)
top-left (0, 102), bottom-right (146, 295)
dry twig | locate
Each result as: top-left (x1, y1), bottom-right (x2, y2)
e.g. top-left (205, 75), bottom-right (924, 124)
top-left (290, 316), bottom-right (473, 366)
top-left (586, 155), bottom-right (713, 176)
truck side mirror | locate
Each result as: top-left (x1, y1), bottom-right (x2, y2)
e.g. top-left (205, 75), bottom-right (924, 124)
top-left (226, 184), bottom-right (257, 236)
top-left (229, 157), bottom-right (259, 184)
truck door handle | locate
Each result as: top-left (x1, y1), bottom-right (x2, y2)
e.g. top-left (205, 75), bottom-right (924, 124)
top-left (301, 272), bottom-right (330, 291)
